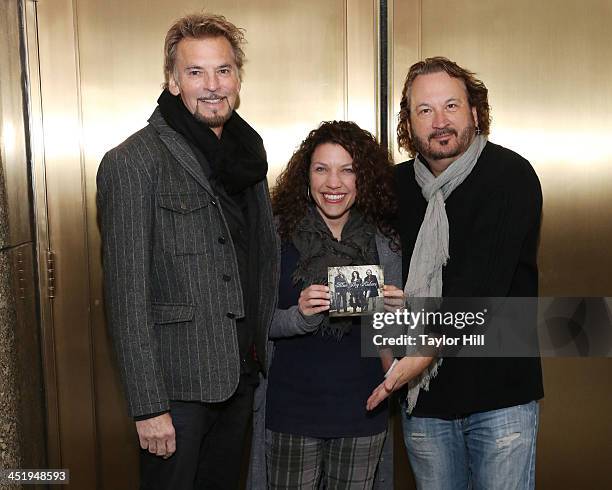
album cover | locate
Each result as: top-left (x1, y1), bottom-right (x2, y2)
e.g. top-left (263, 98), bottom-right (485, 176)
top-left (327, 264), bottom-right (385, 317)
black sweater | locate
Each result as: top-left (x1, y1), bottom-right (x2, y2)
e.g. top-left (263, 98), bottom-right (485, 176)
top-left (395, 141), bottom-right (544, 417)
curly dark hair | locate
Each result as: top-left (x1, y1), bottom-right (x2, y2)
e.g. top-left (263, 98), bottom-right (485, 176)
top-left (272, 121), bottom-right (398, 247)
top-left (397, 57), bottom-right (491, 156)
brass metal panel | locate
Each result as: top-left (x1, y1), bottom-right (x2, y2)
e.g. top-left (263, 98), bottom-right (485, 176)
top-left (540, 358), bottom-right (612, 489)
top-left (0, 1), bottom-right (46, 478)
top-left (74, 1), bottom-right (376, 484)
top-left (0, 0), bottom-right (32, 247)
top-left (31, 0), bottom-right (378, 487)
top-left (203, 0), bottom-right (349, 183)
top-left (32, 0), bottom-right (98, 487)
top-left (416, 0), bottom-right (612, 295)
top-left (23, 0), bottom-right (63, 470)
top-left (73, 0), bottom-right (377, 184)
top-left (346, 0), bottom-right (379, 136)
top-left (389, 0), bottom-right (420, 163)
top-left (391, 0), bottom-right (612, 487)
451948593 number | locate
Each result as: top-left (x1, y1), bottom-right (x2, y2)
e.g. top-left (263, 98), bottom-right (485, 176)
top-left (0, 469), bottom-right (69, 485)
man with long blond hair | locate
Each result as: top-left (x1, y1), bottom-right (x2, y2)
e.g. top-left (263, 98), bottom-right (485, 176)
top-left (97, 13), bottom-right (278, 489)
top-left (367, 57), bottom-right (543, 489)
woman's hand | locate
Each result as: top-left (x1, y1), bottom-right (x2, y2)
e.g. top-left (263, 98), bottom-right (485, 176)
top-left (382, 284), bottom-right (404, 311)
top-left (298, 285), bottom-right (331, 316)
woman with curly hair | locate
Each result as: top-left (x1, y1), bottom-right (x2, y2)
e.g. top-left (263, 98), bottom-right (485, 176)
top-left (249, 121), bottom-right (403, 490)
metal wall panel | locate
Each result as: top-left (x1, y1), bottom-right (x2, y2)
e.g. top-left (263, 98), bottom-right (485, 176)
top-left (0, 0), bottom-right (32, 248)
top-left (23, 0), bottom-right (62, 471)
top-left (390, 1), bottom-right (612, 488)
top-left (0, 7), bottom-right (46, 490)
top-left (0, 1), bottom-right (46, 486)
top-left (29, 1), bottom-right (379, 487)
top-left (389, 0), bottom-right (420, 164)
top-left (30, 0), bottom-right (99, 488)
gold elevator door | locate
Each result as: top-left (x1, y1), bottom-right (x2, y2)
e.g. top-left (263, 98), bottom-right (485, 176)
top-left (26, 0), bottom-right (612, 488)
top-left (26, 1), bottom-right (379, 488)
top-left (388, 1), bottom-right (612, 489)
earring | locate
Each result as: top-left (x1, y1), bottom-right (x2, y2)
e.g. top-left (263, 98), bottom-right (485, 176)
top-left (307, 186), bottom-right (311, 200)
top-left (475, 126), bottom-right (482, 135)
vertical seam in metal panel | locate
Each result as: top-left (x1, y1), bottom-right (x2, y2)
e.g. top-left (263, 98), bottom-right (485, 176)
top-left (379, 0), bottom-right (388, 148)
top-left (386, 0), bottom-right (394, 156)
top-left (418, 0), bottom-right (422, 59)
top-left (343, 0), bottom-right (349, 119)
top-left (17, 0), bottom-right (50, 474)
top-left (18, 0), bottom-right (37, 245)
top-left (21, 0), bottom-right (63, 469)
top-left (70, 0), bottom-right (99, 487)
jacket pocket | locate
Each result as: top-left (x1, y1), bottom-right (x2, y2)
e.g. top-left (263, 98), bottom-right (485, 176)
top-left (151, 303), bottom-right (195, 324)
top-left (158, 193), bottom-right (209, 214)
top-left (157, 193), bottom-right (210, 255)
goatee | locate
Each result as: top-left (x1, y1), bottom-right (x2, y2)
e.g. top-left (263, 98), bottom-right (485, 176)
top-left (413, 124), bottom-right (475, 161)
top-left (194, 111), bottom-right (232, 129)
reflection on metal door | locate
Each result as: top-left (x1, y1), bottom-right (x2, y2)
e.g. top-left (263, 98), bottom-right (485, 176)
top-left (25, 0), bottom-right (380, 487)
top-left (388, 1), bottom-right (612, 488)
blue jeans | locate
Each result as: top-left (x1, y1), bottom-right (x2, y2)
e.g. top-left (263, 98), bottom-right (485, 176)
top-left (401, 401), bottom-right (539, 490)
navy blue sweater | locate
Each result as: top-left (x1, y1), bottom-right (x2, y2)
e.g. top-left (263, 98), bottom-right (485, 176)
top-left (265, 243), bottom-right (388, 437)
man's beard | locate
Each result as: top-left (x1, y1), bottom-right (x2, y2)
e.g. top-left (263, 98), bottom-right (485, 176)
top-left (412, 124), bottom-right (475, 161)
top-left (194, 97), bottom-right (233, 128)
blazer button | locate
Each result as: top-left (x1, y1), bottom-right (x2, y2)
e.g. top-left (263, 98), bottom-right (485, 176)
top-left (222, 274), bottom-right (231, 282)
top-left (218, 236), bottom-right (226, 244)
top-left (226, 312), bottom-right (235, 319)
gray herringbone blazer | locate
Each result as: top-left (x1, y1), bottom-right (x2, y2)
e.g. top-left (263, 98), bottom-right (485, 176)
top-left (97, 108), bottom-right (279, 417)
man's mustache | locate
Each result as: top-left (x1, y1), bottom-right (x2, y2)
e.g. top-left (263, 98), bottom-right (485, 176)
top-left (429, 128), bottom-right (457, 140)
top-left (195, 94), bottom-right (233, 113)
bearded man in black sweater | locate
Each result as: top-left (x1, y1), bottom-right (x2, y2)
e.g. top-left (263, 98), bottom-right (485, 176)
top-left (367, 57), bottom-right (543, 489)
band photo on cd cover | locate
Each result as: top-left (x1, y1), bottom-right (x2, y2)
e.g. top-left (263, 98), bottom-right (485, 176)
top-left (327, 265), bottom-right (385, 317)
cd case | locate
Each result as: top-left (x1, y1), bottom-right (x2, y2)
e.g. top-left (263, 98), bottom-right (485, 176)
top-left (327, 265), bottom-right (385, 317)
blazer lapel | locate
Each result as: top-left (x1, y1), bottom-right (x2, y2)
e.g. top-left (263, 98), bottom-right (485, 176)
top-left (148, 108), bottom-right (214, 194)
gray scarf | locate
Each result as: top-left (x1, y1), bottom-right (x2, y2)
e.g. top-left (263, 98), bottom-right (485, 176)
top-left (403, 135), bottom-right (488, 412)
top-left (292, 207), bottom-right (378, 337)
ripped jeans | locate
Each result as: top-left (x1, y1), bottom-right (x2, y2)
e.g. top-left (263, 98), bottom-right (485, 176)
top-left (401, 401), bottom-right (539, 490)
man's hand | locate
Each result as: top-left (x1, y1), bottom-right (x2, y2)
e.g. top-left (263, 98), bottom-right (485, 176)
top-left (135, 412), bottom-right (176, 459)
top-left (379, 348), bottom-right (395, 373)
top-left (382, 284), bottom-right (404, 311)
top-left (366, 356), bottom-right (434, 411)
top-left (299, 285), bottom-right (330, 316)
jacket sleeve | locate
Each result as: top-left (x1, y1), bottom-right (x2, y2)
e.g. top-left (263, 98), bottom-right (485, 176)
top-left (269, 306), bottom-right (323, 339)
top-left (97, 148), bottom-right (169, 417)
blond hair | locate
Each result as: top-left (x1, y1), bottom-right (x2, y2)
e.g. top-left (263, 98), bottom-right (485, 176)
top-left (163, 13), bottom-right (246, 88)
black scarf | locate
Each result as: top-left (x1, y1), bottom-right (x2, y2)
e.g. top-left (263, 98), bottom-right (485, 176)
top-left (291, 207), bottom-right (379, 337)
top-left (157, 89), bottom-right (268, 194)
